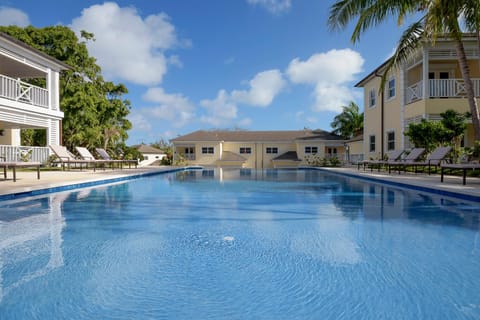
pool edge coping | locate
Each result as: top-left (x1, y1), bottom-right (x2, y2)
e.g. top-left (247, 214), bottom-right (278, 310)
top-left (0, 166), bottom-right (203, 202)
top-left (304, 167), bottom-right (480, 202)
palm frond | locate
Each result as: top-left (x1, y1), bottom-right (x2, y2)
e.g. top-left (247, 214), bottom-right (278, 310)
top-left (328, 0), bottom-right (374, 31)
top-left (379, 20), bottom-right (425, 91)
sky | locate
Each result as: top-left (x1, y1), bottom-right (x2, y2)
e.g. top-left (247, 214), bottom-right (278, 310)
top-left (0, 0), bottom-right (404, 145)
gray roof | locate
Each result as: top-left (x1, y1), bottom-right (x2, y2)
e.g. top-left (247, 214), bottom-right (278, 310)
top-left (134, 144), bottom-right (164, 154)
top-left (347, 134), bottom-right (363, 142)
top-left (171, 129), bottom-right (343, 143)
top-left (272, 151), bottom-right (300, 161)
top-left (219, 151), bottom-right (247, 162)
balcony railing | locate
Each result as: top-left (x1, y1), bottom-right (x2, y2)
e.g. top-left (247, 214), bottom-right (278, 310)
top-left (0, 74), bottom-right (49, 108)
top-left (406, 78), bottom-right (480, 104)
top-left (0, 145), bottom-right (50, 163)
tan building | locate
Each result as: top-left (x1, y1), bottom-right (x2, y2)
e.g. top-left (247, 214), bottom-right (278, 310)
top-left (356, 34), bottom-right (479, 160)
top-left (171, 129), bottom-right (346, 169)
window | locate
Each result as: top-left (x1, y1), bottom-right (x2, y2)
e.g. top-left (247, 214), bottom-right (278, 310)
top-left (387, 78), bottom-right (395, 99)
top-left (266, 147), bottom-right (278, 154)
top-left (201, 147), bottom-right (214, 154)
top-left (369, 135), bottom-right (376, 152)
top-left (304, 146), bottom-right (318, 154)
top-left (240, 168), bottom-right (251, 176)
top-left (202, 169), bottom-right (214, 177)
top-left (239, 147), bottom-right (252, 154)
top-left (327, 148), bottom-right (337, 155)
top-left (387, 131), bottom-right (395, 151)
top-left (369, 88), bottom-right (376, 108)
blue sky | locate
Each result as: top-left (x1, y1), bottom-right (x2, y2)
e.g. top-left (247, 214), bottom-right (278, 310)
top-left (0, 0), bottom-right (403, 144)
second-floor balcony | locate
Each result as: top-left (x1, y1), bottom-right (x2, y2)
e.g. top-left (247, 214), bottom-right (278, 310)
top-left (406, 78), bottom-right (480, 104)
top-left (0, 73), bottom-right (49, 108)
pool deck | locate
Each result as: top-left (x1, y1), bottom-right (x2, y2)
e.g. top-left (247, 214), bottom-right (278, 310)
top-left (0, 166), bottom-right (479, 201)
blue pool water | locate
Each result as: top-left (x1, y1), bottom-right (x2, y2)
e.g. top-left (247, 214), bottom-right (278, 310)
top-left (0, 168), bottom-right (479, 319)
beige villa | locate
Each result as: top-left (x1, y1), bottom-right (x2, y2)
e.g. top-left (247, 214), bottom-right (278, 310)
top-left (356, 33), bottom-right (479, 160)
top-left (0, 32), bottom-right (69, 162)
top-left (171, 129), bottom-right (348, 169)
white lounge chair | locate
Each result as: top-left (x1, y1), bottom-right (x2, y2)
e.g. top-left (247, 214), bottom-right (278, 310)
top-left (95, 148), bottom-right (137, 169)
top-left (49, 145), bottom-right (95, 171)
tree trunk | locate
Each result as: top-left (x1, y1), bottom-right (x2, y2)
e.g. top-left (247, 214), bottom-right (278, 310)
top-left (455, 40), bottom-right (480, 140)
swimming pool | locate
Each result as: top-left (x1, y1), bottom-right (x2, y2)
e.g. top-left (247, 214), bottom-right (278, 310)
top-left (0, 168), bottom-right (479, 319)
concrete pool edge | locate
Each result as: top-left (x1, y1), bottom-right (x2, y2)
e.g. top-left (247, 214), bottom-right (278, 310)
top-left (307, 167), bottom-right (480, 202)
top-left (0, 166), bottom-right (203, 202)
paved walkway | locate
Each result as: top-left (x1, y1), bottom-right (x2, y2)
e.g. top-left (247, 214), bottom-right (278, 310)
top-left (0, 165), bottom-right (479, 201)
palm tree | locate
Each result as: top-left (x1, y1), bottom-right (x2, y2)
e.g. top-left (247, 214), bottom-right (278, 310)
top-left (328, 0), bottom-right (480, 140)
top-left (331, 101), bottom-right (364, 139)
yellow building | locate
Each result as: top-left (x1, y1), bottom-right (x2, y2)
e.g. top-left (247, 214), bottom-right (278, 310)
top-left (356, 34), bottom-right (479, 160)
top-left (171, 129), bottom-right (346, 169)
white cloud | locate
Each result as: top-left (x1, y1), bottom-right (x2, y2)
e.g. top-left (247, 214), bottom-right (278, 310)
top-left (200, 90), bottom-right (238, 127)
top-left (247, 0), bottom-right (291, 14)
top-left (224, 56), bottom-right (236, 65)
top-left (199, 69), bottom-right (285, 127)
top-left (167, 55), bottom-right (183, 68)
top-left (70, 2), bottom-right (185, 86)
top-left (312, 84), bottom-right (356, 113)
top-left (0, 7), bottom-right (30, 27)
top-left (142, 87), bottom-right (195, 128)
top-left (286, 49), bottom-right (364, 113)
top-left (128, 113), bottom-right (152, 131)
top-left (231, 69), bottom-right (286, 107)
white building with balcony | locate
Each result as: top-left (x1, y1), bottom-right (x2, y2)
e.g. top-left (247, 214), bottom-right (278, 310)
top-left (0, 32), bottom-right (69, 162)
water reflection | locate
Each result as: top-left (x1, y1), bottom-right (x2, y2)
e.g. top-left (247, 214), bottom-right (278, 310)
top-left (174, 168), bottom-right (480, 231)
top-left (0, 193), bottom-right (67, 302)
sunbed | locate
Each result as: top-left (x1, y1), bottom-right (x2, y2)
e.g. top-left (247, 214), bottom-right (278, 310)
top-left (393, 146), bottom-right (452, 174)
top-left (95, 148), bottom-right (138, 169)
top-left (440, 163), bottom-right (480, 185)
top-left (358, 149), bottom-right (404, 172)
top-left (386, 148), bottom-right (426, 173)
top-left (49, 145), bottom-right (95, 171)
top-left (0, 161), bottom-right (41, 182)
top-left (75, 147), bottom-right (116, 170)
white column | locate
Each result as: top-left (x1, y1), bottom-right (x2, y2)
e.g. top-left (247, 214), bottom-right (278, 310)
top-left (46, 69), bottom-right (53, 110)
top-left (400, 66), bottom-right (405, 150)
top-left (422, 47), bottom-right (429, 99)
top-left (47, 119), bottom-right (60, 146)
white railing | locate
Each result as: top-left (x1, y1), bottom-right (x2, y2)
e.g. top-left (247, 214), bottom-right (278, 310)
top-left (406, 78), bottom-right (480, 104)
top-left (406, 80), bottom-right (423, 103)
top-left (0, 74), bottom-right (49, 108)
top-left (0, 145), bottom-right (50, 163)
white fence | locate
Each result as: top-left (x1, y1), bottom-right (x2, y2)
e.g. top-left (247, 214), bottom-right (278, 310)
top-left (406, 78), bottom-right (480, 104)
top-left (0, 145), bottom-right (50, 163)
top-left (0, 74), bottom-right (49, 108)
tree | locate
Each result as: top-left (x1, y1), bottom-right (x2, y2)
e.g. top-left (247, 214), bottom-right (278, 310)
top-left (328, 0), bottom-right (480, 140)
top-left (404, 109), bottom-right (467, 155)
top-left (404, 119), bottom-right (445, 153)
top-left (0, 25), bottom-right (132, 154)
top-left (330, 101), bottom-right (364, 139)
top-left (440, 109), bottom-right (468, 160)
top-left (151, 139), bottom-right (174, 165)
